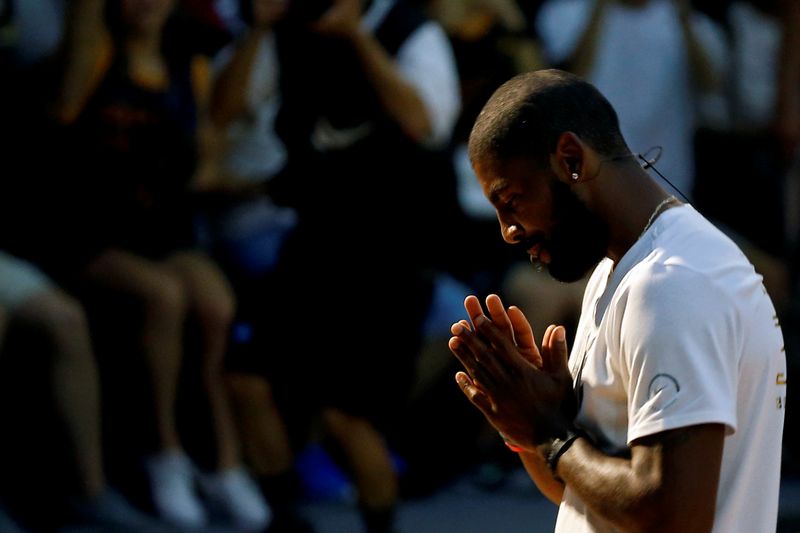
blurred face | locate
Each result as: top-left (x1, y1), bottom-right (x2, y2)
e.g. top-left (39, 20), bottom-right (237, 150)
top-left (476, 156), bottom-right (609, 282)
top-left (120, 0), bottom-right (175, 34)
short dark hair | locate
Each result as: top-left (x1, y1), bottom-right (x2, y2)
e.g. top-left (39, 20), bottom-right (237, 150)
top-left (468, 69), bottom-right (629, 168)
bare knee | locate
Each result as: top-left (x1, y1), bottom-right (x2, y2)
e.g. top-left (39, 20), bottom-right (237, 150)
top-left (166, 254), bottom-right (236, 332)
top-left (15, 289), bottom-right (93, 360)
top-left (141, 272), bottom-right (188, 325)
top-left (191, 281), bottom-right (236, 336)
top-left (321, 408), bottom-right (377, 444)
top-left (227, 372), bottom-right (274, 404)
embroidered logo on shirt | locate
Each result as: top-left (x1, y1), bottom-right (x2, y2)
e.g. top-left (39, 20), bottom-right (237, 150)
top-left (647, 373), bottom-right (681, 411)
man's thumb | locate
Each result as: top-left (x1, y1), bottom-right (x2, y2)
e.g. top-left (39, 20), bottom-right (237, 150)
top-left (549, 325), bottom-right (569, 373)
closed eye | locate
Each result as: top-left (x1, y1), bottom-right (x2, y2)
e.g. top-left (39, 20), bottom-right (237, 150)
top-left (499, 195), bottom-right (518, 215)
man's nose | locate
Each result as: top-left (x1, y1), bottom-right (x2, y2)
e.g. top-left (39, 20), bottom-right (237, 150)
top-left (503, 223), bottom-right (523, 244)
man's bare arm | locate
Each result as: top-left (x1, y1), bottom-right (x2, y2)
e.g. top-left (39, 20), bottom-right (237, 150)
top-left (555, 423), bottom-right (724, 533)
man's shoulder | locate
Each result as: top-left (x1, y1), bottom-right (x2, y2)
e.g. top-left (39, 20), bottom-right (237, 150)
top-left (621, 215), bottom-right (761, 319)
top-left (652, 205), bottom-right (752, 273)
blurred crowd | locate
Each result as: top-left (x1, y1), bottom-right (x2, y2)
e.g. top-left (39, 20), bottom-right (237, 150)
top-left (0, 0), bottom-right (798, 532)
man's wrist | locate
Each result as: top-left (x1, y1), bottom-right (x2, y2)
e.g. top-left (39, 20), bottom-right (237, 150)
top-left (545, 429), bottom-right (583, 481)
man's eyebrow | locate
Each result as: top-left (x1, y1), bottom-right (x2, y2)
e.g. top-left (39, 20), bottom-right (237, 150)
top-left (488, 181), bottom-right (509, 205)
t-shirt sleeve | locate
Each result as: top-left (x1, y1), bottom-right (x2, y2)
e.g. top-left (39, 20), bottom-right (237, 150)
top-left (396, 21), bottom-right (462, 148)
top-left (618, 264), bottom-right (739, 444)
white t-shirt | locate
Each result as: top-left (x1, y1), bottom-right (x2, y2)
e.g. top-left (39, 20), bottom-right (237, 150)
top-left (535, 0), bottom-right (729, 198)
top-left (556, 204), bottom-right (786, 533)
top-left (213, 32), bottom-right (287, 183)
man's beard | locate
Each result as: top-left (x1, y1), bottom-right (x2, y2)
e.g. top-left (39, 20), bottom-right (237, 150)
top-left (537, 179), bottom-right (609, 283)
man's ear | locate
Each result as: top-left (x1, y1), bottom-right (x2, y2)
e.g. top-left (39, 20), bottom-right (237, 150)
top-left (550, 132), bottom-right (586, 184)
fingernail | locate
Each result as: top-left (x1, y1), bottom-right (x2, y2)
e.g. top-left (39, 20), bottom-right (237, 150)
top-left (555, 327), bottom-right (566, 342)
top-left (452, 323), bottom-right (463, 335)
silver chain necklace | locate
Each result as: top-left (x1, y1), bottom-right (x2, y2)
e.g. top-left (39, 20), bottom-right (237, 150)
top-left (639, 195), bottom-right (678, 239)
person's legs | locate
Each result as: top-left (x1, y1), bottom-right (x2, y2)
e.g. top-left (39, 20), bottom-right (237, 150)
top-left (84, 249), bottom-right (207, 528)
top-left (14, 289), bottom-right (104, 500)
top-left (165, 252), bottom-right (238, 471)
top-left (86, 250), bottom-right (188, 454)
top-left (321, 407), bottom-right (399, 533)
top-left (226, 372), bottom-right (293, 477)
top-left (0, 252), bottom-right (156, 529)
top-left (165, 251), bottom-right (271, 531)
top-left (227, 371), bottom-right (313, 532)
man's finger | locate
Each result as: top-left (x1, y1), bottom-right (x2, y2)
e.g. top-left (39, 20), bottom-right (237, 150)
top-left (508, 306), bottom-right (542, 366)
top-left (448, 327), bottom-right (485, 378)
top-left (541, 325), bottom-right (569, 374)
top-left (470, 314), bottom-right (521, 368)
top-left (464, 295), bottom-right (485, 328)
top-left (540, 324), bottom-right (555, 372)
top-left (455, 371), bottom-right (494, 415)
top-left (449, 323), bottom-right (505, 386)
top-left (450, 319), bottom-right (472, 336)
top-left (486, 294), bottom-right (514, 342)
top-left (549, 325), bottom-right (570, 373)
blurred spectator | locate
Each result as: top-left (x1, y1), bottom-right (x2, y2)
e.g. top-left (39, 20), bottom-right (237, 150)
top-left (418, 3), bottom-right (599, 492)
top-left (202, 1), bottom-right (311, 530)
top-left (692, 0), bottom-right (797, 315)
top-left (535, 0), bottom-right (729, 202)
top-left (692, 0), bottom-right (800, 477)
top-left (226, 0), bottom-right (461, 531)
top-left (41, 0), bottom-right (271, 529)
top-left (201, 0), bottom-right (297, 287)
top-left (428, 0), bottom-right (587, 346)
top-left (0, 7), bottom-right (157, 529)
top-left (778, 1), bottom-right (800, 313)
top-left (427, 0), bottom-right (546, 298)
top-left (0, 253), bottom-right (161, 531)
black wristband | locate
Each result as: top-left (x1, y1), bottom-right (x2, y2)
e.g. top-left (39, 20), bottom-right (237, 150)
top-left (546, 429), bottom-right (582, 479)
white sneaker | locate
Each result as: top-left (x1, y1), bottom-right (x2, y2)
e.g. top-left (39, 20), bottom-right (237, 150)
top-left (144, 451), bottom-right (208, 529)
top-left (198, 466), bottom-right (272, 531)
